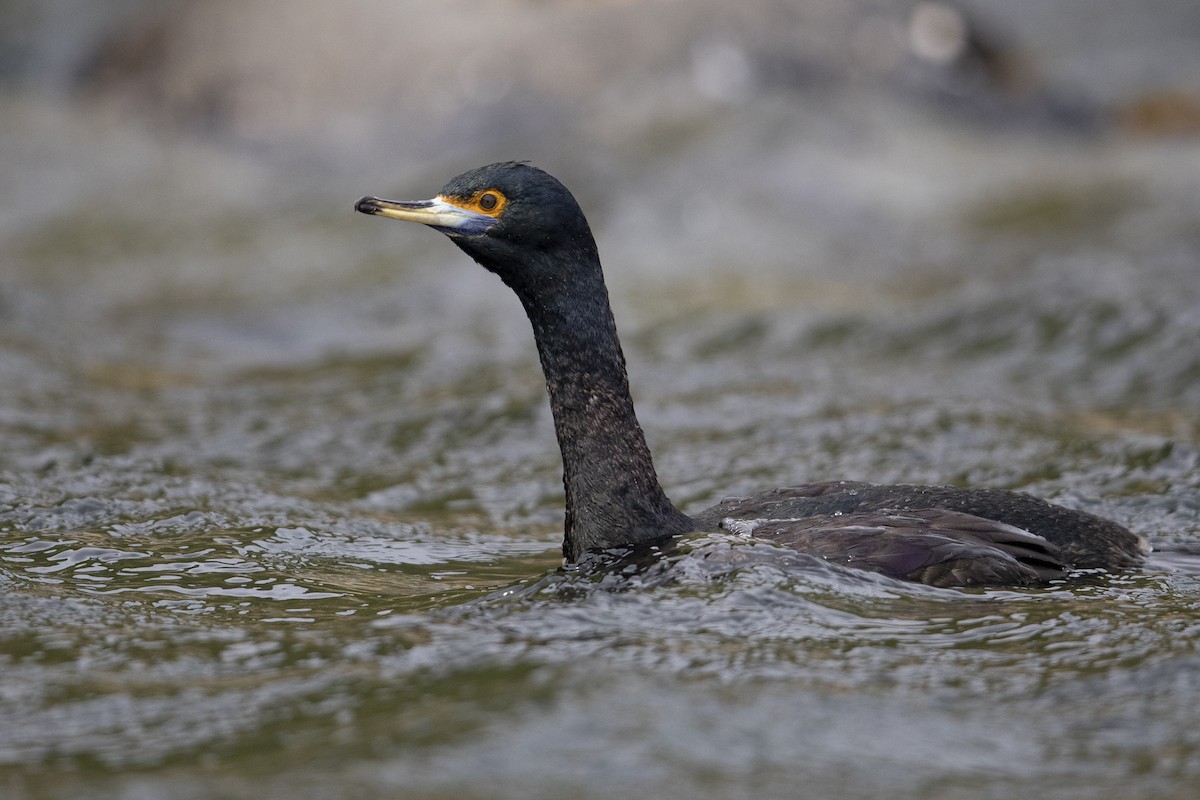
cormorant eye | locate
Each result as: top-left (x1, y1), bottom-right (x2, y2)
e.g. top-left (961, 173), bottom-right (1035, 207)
top-left (467, 189), bottom-right (507, 216)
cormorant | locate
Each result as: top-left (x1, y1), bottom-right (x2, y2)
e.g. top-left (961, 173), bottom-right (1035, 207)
top-left (356, 162), bottom-right (1147, 588)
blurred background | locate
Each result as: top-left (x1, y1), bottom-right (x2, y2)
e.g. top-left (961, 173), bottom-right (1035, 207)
top-left (2, 2), bottom-right (1200, 799)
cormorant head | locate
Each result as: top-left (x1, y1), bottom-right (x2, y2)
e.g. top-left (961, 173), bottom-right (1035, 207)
top-left (356, 162), bottom-right (600, 298)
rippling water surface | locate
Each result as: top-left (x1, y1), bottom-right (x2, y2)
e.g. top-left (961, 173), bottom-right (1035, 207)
top-left (3, 83), bottom-right (1200, 799)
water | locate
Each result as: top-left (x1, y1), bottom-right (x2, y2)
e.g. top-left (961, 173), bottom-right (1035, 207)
top-left (3, 41), bottom-right (1200, 800)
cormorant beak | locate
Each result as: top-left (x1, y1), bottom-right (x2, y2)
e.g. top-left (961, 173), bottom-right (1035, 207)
top-left (355, 195), bottom-right (496, 237)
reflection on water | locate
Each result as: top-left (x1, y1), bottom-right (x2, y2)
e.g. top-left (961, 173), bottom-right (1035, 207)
top-left (2, 522), bottom-right (558, 615)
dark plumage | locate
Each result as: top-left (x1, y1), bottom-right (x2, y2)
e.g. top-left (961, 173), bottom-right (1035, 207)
top-left (356, 162), bottom-right (1148, 588)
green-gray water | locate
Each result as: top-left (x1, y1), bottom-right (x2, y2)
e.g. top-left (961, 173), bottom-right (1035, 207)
top-left (3, 4), bottom-right (1200, 796)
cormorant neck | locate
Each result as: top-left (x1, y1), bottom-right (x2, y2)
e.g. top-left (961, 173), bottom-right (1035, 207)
top-left (508, 249), bottom-right (695, 561)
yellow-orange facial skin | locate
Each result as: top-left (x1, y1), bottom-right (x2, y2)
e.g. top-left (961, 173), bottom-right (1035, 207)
top-left (450, 189), bottom-right (509, 219)
top-left (355, 191), bottom-right (505, 237)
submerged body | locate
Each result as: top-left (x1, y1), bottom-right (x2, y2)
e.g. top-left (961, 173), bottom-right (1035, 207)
top-left (356, 162), bottom-right (1147, 587)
